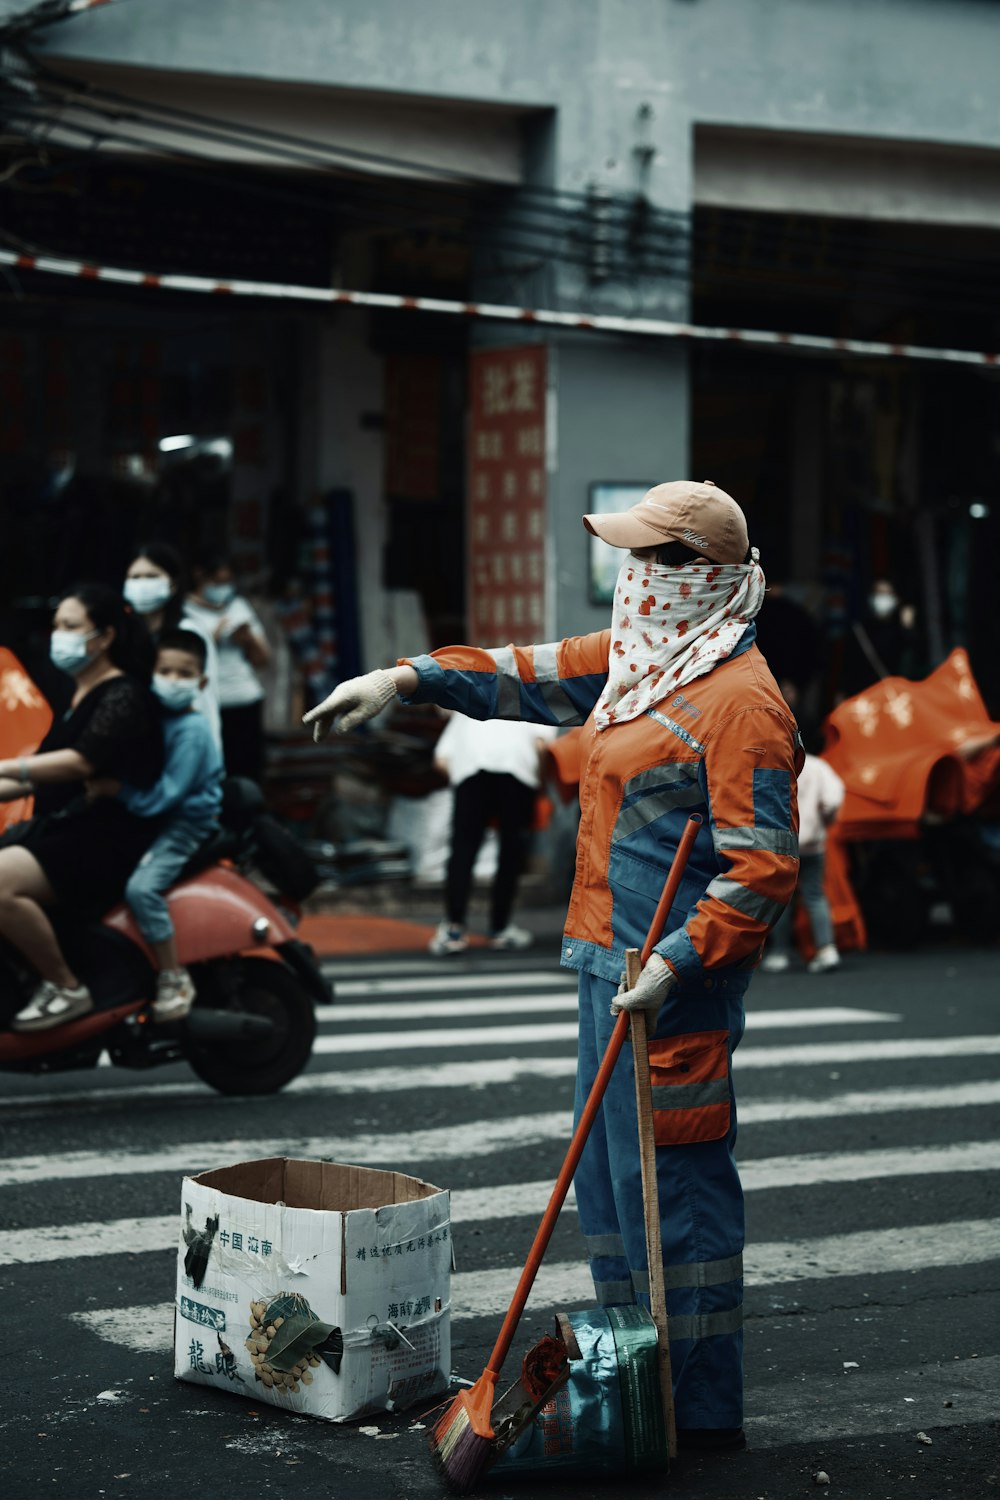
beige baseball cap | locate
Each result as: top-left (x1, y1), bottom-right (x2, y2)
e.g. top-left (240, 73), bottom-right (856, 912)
top-left (583, 480), bottom-right (749, 564)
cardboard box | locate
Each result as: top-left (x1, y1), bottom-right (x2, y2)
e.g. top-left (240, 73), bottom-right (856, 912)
top-left (173, 1158), bottom-right (452, 1422)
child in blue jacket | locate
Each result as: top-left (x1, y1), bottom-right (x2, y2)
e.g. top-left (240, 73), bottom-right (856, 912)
top-left (98, 628), bottom-right (224, 1020)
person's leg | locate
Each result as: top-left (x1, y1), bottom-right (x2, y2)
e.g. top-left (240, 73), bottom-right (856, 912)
top-left (488, 773), bottom-right (535, 936)
top-left (801, 849), bottom-right (839, 970)
top-left (444, 775), bottom-right (487, 929)
top-left (573, 970), bottom-right (635, 1307)
top-left (125, 822), bottom-right (211, 1017)
top-left (0, 847), bottom-right (78, 986)
top-left (799, 850), bottom-right (835, 950)
top-left (595, 973), bottom-right (748, 1436)
top-left (0, 847), bottom-right (93, 1029)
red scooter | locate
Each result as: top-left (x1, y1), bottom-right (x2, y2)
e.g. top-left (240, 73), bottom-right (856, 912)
top-left (0, 780), bottom-right (330, 1097)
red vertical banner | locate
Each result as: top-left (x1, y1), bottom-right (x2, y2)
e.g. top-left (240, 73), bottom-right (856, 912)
top-left (467, 344), bottom-right (547, 643)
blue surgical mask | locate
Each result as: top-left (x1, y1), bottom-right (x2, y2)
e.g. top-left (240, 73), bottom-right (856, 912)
top-left (152, 674), bottom-right (200, 712)
top-left (50, 629), bottom-right (97, 676)
top-left (202, 583), bottom-right (235, 609)
top-left (124, 576), bottom-right (173, 615)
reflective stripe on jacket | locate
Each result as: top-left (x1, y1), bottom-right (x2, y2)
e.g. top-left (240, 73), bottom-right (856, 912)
top-left (404, 621), bottom-right (802, 984)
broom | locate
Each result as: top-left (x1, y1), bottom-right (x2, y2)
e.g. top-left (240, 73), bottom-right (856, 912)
top-left (429, 813), bottom-right (703, 1493)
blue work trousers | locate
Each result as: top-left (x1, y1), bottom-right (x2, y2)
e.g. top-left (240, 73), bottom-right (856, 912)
top-left (125, 818), bottom-right (213, 944)
top-left (573, 968), bottom-right (749, 1430)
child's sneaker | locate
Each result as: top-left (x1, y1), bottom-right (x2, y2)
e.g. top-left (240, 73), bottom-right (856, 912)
top-left (490, 924), bottom-right (534, 951)
top-left (807, 944), bottom-right (841, 974)
top-left (760, 951), bottom-right (790, 973)
top-left (428, 923), bottom-right (469, 956)
top-left (153, 967), bottom-right (196, 1022)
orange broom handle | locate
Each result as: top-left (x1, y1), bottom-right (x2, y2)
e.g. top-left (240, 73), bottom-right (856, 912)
top-left (482, 812), bottom-right (704, 1381)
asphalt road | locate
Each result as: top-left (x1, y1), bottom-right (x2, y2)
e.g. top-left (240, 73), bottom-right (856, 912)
top-left (1, 937), bottom-right (998, 1500)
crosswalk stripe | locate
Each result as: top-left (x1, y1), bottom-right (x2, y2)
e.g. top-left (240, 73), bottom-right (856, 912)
top-left (303, 1026), bottom-right (993, 1060)
top-left (734, 1034), bottom-right (1000, 1068)
top-left (314, 1000), bottom-right (901, 1024)
top-left (65, 1216), bottom-right (1000, 1352)
top-left (743, 1078), bottom-right (1000, 1121)
top-left (308, 1021), bottom-right (578, 1051)
top-left (0, 1112), bottom-right (572, 1188)
top-left (333, 972), bottom-right (576, 997)
top-left (83, 1023), bottom-right (991, 1074)
top-left (452, 1216), bottom-right (1000, 1315)
top-left (740, 1139), bottom-right (1000, 1189)
top-left (303, 1007), bottom-right (901, 1054)
top-left (12, 1189), bottom-right (1000, 1276)
top-left (3, 1123), bottom-right (998, 1192)
top-left (5, 1068), bottom-right (997, 1127)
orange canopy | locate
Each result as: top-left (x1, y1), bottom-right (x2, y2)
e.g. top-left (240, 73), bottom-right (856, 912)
top-left (823, 648), bottom-right (1000, 842)
top-left (0, 648), bottom-right (53, 833)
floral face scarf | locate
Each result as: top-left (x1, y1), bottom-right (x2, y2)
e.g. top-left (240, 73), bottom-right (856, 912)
top-left (594, 550), bottom-right (766, 729)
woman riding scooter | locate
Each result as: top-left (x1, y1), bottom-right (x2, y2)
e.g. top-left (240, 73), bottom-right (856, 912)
top-left (0, 583), bottom-right (163, 1031)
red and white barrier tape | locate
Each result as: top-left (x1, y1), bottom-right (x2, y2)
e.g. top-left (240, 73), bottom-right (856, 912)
top-left (1, 246), bottom-right (996, 370)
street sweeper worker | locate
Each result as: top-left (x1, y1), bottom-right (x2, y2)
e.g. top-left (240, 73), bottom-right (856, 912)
top-left (303, 480), bottom-right (801, 1453)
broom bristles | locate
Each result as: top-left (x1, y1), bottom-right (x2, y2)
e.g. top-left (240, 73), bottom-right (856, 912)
top-left (427, 1372), bottom-right (497, 1494)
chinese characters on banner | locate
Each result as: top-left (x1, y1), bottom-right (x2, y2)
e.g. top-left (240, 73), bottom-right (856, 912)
top-left (467, 345), bottom-right (547, 641)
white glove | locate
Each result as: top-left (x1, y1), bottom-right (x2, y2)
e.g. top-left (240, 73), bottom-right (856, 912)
top-left (301, 669), bottom-right (397, 741)
top-left (611, 952), bottom-right (677, 1015)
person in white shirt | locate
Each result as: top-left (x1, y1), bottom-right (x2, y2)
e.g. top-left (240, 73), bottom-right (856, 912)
top-left (429, 714), bottom-right (557, 954)
top-left (185, 556), bottom-right (271, 783)
top-left (762, 751), bottom-right (846, 974)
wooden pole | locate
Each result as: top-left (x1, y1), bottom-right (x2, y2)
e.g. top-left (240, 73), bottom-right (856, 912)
top-left (626, 949), bottom-right (678, 1462)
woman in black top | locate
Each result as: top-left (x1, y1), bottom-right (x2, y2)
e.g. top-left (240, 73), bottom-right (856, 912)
top-left (0, 583), bottom-right (163, 1031)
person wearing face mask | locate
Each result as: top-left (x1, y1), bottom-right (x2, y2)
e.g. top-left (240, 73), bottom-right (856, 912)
top-left (87, 629), bottom-right (224, 1021)
top-left (123, 543), bottom-right (223, 752)
top-left (185, 555), bottom-right (270, 783)
top-left (840, 576), bottom-right (921, 700)
top-left (301, 480), bottom-right (802, 1452)
top-left (0, 583), bottom-right (163, 1031)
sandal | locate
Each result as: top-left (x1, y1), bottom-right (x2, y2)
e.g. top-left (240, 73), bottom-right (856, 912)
top-left (12, 980), bottom-right (94, 1032)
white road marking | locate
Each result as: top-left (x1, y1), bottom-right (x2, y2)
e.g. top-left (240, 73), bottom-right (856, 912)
top-left (740, 1078), bottom-right (1000, 1122)
top-left (3, 1123), bottom-right (998, 1194)
top-left (0, 1111), bottom-right (573, 1188)
top-left (4, 1069), bottom-right (997, 1134)
top-left (313, 999), bottom-right (900, 1024)
top-left (0, 1056), bottom-right (580, 1111)
top-left (734, 1034), bottom-right (1000, 1069)
top-left (332, 972), bottom-right (576, 997)
top-left (304, 1007), bottom-right (901, 1054)
top-left (307, 1023), bottom-right (574, 1053)
top-left (8, 1158), bottom-right (1000, 1268)
top-left (452, 1216), bottom-right (1000, 1316)
top-left (65, 1218), bottom-right (1000, 1353)
top-left (740, 1139), bottom-right (1000, 1190)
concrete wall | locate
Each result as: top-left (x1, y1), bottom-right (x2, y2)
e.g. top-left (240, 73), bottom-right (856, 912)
top-left (547, 335), bottom-right (689, 640)
top-left (47, 0), bottom-right (1000, 198)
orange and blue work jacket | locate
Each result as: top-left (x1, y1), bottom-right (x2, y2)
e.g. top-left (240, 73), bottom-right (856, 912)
top-left (403, 622), bottom-right (802, 986)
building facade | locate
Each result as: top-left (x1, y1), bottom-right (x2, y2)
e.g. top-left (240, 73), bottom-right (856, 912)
top-left (3, 0), bottom-right (1000, 708)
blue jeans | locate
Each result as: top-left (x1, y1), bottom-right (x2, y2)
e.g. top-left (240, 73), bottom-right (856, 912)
top-left (125, 819), bottom-right (214, 944)
top-left (769, 849), bottom-right (834, 952)
top-left (574, 968), bottom-right (749, 1429)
